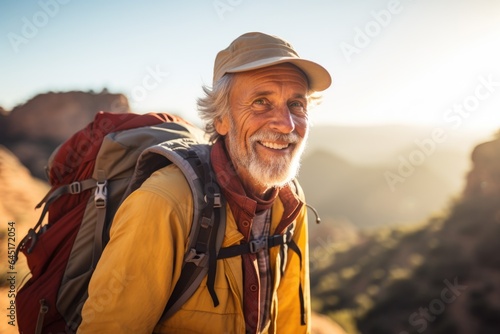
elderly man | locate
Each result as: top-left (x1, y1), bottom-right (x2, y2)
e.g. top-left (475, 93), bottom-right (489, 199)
top-left (79, 32), bottom-right (331, 333)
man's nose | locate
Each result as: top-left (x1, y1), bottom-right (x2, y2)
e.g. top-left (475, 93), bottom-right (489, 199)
top-left (270, 105), bottom-right (295, 134)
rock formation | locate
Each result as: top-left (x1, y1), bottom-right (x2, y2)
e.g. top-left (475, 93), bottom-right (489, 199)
top-left (0, 90), bottom-right (130, 179)
top-left (464, 135), bottom-right (500, 198)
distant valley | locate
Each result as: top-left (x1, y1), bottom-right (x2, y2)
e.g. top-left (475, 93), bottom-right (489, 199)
top-left (301, 124), bottom-right (494, 230)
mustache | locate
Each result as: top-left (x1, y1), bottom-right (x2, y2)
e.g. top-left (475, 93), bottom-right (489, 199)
top-left (250, 131), bottom-right (301, 144)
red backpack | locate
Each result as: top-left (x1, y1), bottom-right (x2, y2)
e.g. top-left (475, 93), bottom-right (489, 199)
top-left (14, 112), bottom-right (227, 333)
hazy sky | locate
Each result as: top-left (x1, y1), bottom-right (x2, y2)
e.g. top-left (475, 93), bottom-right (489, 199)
top-left (1, 0), bottom-right (499, 133)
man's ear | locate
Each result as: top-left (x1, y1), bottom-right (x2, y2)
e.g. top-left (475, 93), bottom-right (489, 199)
top-left (214, 115), bottom-right (230, 136)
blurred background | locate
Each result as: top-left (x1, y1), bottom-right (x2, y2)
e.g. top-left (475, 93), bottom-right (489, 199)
top-left (1, 1), bottom-right (499, 333)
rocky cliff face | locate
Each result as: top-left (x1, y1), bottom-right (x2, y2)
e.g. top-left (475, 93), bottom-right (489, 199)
top-left (309, 135), bottom-right (500, 334)
top-left (464, 136), bottom-right (500, 198)
top-left (0, 90), bottom-right (130, 179)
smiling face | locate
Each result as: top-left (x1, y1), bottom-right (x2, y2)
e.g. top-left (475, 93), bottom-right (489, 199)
top-left (215, 63), bottom-right (310, 197)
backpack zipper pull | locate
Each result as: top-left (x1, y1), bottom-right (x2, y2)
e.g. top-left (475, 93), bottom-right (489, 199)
top-left (35, 299), bottom-right (49, 334)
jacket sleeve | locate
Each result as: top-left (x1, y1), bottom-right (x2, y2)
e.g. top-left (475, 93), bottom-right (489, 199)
top-left (275, 196), bottom-right (311, 333)
top-left (77, 165), bottom-right (193, 334)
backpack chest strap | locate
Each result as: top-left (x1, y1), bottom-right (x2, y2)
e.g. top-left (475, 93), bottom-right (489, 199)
top-left (216, 228), bottom-right (293, 259)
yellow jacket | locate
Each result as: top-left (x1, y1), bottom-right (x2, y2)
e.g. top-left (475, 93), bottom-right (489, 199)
top-left (78, 164), bottom-right (310, 333)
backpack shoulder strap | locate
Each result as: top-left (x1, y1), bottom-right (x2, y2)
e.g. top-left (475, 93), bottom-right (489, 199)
top-left (127, 141), bottom-right (226, 321)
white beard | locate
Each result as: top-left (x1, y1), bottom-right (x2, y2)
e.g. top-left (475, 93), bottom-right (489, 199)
top-left (226, 116), bottom-right (308, 189)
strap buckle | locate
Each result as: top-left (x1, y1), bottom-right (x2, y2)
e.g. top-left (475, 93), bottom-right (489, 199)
top-left (94, 180), bottom-right (107, 209)
top-left (249, 238), bottom-right (268, 253)
top-left (213, 193), bottom-right (221, 208)
top-left (185, 248), bottom-right (207, 267)
top-left (16, 228), bottom-right (38, 262)
top-left (69, 181), bottom-right (82, 194)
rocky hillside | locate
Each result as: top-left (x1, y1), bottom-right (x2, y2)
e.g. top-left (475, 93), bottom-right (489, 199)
top-left (0, 146), bottom-right (50, 334)
top-left (0, 147), bottom-right (49, 228)
top-left (0, 146), bottom-right (50, 284)
top-left (0, 90), bottom-right (130, 180)
top-left (310, 134), bottom-right (500, 333)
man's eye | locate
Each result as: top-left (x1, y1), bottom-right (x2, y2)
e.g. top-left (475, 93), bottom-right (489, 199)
top-left (290, 101), bottom-right (303, 107)
top-left (254, 99), bottom-right (267, 105)
top-left (252, 99), bottom-right (272, 111)
top-left (289, 101), bottom-right (306, 112)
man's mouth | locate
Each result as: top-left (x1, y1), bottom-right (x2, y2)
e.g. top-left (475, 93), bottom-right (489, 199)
top-left (259, 141), bottom-right (291, 150)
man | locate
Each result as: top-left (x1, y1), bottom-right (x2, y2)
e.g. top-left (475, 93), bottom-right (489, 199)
top-left (78, 32), bottom-right (331, 333)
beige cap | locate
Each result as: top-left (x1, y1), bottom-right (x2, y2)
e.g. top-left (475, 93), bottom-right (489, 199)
top-left (213, 32), bottom-right (332, 92)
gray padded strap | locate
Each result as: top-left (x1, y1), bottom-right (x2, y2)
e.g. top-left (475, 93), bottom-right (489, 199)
top-left (92, 170), bottom-right (107, 268)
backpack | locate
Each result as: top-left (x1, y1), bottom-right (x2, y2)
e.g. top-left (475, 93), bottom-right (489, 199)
top-left (14, 111), bottom-right (228, 333)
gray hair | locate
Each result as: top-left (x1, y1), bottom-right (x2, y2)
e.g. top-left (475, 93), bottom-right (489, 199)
top-left (197, 74), bottom-right (234, 142)
top-left (197, 73), bottom-right (322, 142)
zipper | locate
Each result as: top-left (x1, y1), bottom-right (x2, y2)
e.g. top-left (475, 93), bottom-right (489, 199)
top-left (35, 299), bottom-right (49, 334)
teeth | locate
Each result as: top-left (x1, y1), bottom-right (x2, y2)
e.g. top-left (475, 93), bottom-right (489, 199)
top-left (261, 141), bottom-right (289, 150)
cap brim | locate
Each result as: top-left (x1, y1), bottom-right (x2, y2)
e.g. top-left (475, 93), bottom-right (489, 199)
top-left (225, 56), bottom-right (332, 92)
